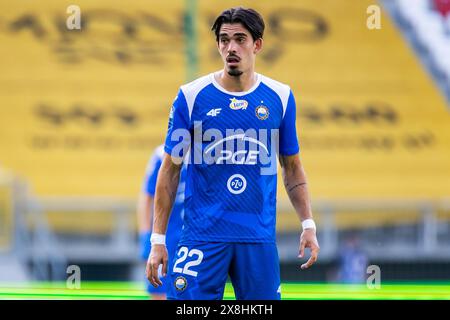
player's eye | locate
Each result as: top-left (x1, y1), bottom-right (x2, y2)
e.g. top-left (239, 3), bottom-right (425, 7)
top-left (220, 38), bottom-right (229, 44)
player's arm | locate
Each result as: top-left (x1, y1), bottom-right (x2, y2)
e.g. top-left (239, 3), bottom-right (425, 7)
top-left (146, 153), bottom-right (182, 287)
top-left (279, 154), bottom-right (320, 269)
top-left (278, 89), bottom-right (319, 269)
top-left (146, 87), bottom-right (190, 286)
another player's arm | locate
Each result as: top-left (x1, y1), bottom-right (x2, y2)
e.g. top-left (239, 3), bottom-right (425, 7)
top-left (136, 192), bottom-right (153, 263)
top-left (146, 153), bottom-right (182, 287)
top-left (280, 154), bottom-right (320, 269)
top-left (137, 192), bottom-right (153, 234)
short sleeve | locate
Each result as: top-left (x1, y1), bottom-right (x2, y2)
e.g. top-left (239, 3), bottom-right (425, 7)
top-left (142, 153), bottom-right (163, 196)
top-left (164, 89), bottom-right (191, 158)
top-left (279, 90), bottom-right (300, 156)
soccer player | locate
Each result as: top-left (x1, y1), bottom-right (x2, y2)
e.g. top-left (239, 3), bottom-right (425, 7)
top-left (146, 7), bottom-right (320, 300)
top-left (338, 232), bottom-right (368, 284)
top-left (137, 144), bottom-right (185, 300)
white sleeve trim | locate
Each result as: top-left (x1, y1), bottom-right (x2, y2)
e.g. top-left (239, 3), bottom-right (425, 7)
top-left (260, 75), bottom-right (291, 119)
top-left (180, 74), bottom-right (213, 119)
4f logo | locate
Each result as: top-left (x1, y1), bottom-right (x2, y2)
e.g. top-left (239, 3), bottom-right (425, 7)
top-left (207, 108), bottom-right (221, 117)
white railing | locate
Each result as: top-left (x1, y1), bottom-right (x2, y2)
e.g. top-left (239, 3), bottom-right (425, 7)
top-left (2, 167), bottom-right (449, 271)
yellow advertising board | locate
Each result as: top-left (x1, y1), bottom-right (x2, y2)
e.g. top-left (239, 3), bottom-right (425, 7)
top-left (0, 0), bottom-right (187, 197)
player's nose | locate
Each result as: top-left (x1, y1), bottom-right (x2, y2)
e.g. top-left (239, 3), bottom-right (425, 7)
top-left (227, 40), bottom-right (239, 54)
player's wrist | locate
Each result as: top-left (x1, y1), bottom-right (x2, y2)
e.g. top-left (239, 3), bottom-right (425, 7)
top-left (302, 218), bottom-right (316, 231)
top-left (150, 233), bottom-right (166, 246)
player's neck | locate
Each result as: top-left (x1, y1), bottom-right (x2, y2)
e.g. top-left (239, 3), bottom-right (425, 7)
top-left (216, 70), bottom-right (257, 93)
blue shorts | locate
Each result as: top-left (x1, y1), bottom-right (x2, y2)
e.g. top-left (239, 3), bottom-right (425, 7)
top-left (167, 241), bottom-right (281, 300)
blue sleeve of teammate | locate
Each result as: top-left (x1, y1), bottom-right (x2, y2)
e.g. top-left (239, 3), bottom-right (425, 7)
top-left (279, 90), bottom-right (300, 156)
top-left (140, 231), bottom-right (151, 261)
top-left (164, 89), bottom-right (191, 158)
top-left (143, 156), bottom-right (163, 197)
top-left (140, 152), bottom-right (163, 261)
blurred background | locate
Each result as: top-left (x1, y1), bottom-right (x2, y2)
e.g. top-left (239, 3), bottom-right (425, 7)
top-left (0, 0), bottom-right (449, 297)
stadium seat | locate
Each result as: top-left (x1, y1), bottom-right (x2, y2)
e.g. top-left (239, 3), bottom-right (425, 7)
top-left (395, 0), bottom-right (450, 99)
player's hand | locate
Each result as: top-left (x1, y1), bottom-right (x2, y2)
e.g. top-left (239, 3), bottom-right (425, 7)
top-left (146, 244), bottom-right (168, 287)
top-left (298, 229), bottom-right (320, 270)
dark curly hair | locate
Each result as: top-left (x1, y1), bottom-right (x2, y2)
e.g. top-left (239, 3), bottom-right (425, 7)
top-left (211, 7), bottom-right (265, 42)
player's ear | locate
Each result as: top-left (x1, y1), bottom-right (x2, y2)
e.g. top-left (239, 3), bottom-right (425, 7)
top-left (254, 38), bottom-right (263, 54)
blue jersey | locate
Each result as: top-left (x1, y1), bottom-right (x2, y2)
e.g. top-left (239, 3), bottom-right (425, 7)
top-left (164, 72), bottom-right (299, 243)
top-left (339, 247), bottom-right (368, 284)
top-left (143, 145), bottom-right (185, 234)
top-left (144, 145), bottom-right (186, 204)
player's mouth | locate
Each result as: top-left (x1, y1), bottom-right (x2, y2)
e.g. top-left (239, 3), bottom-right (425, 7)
top-left (226, 55), bottom-right (240, 66)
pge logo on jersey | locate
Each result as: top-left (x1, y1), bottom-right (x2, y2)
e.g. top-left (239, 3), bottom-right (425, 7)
top-left (203, 132), bottom-right (269, 166)
top-left (168, 125), bottom-right (280, 175)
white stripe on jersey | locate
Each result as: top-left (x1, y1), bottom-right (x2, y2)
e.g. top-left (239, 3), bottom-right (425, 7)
top-left (259, 74), bottom-right (291, 119)
top-left (180, 74), bottom-right (212, 120)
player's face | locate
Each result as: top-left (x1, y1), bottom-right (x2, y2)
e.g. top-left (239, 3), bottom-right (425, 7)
top-left (217, 23), bottom-right (262, 77)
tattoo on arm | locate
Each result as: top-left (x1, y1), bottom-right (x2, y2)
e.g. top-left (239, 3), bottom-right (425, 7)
top-left (288, 182), bottom-right (306, 193)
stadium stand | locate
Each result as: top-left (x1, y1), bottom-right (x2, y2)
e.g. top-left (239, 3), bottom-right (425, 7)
top-left (434, 0), bottom-right (450, 17)
top-left (0, 0), bottom-right (449, 282)
top-left (392, 0), bottom-right (450, 102)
